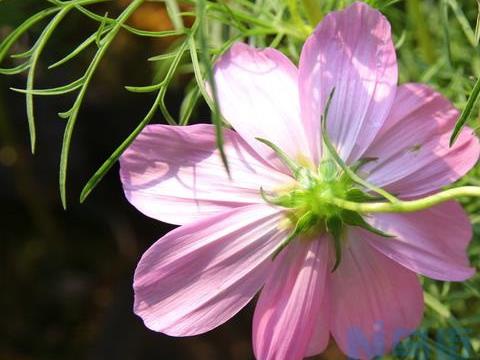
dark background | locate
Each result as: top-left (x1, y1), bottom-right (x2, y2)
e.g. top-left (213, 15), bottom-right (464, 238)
top-left (0, 1), bottom-right (264, 359)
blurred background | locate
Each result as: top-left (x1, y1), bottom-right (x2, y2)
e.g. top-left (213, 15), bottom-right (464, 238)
top-left (1, 0), bottom-right (479, 359)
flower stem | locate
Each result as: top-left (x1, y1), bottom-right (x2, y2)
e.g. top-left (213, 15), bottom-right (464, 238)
top-left (329, 186), bottom-right (480, 213)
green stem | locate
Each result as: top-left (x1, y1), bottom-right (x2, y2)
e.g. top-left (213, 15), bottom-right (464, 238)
top-left (25, 8), bottom-right (68, 153)
top-left (59, 0), bottom-right (145, 208)
top-left (329, 186), bottom-right (480, 214)
top-left (407, 0), bottom-right (436, 64)
top-left (287, 0), bottom-right (312, 36)
top-left (80, 27), bottom-right (194, 203)
top-left (450, 75), bottom-right (480, 146)
top-left (0, 7), bottom-right (59, 64)
top-left (300, 0), bottom-right (323, 26)
top-left (202, 1), bottom-right (309, 40)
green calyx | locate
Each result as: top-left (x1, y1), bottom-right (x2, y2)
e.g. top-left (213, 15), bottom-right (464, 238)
top-left (257, 88), bottom-right (393, 271)
top-left (258, 140), bottom-right (392, 271)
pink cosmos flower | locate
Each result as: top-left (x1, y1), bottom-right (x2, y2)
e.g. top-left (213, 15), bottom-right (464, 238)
top-left (120, 2), bottom-right (479, 359)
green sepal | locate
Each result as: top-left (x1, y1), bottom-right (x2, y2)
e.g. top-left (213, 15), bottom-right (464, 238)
top-left (350, 157), bottom-right (378, 172)
top-left (326, 215), bottom-right (343, 272)
top-left (273, 211), bottom-right (318, 259)
top-left (256, 137), bottom-right (300, 178)
top-left (260, 187), bottom-right (283, 206)
top-left (341, 210), bottom-right (395, 238)
top-left (318, 159), bottom-right (338, 182)
top-left (260, 187), bottom-right (297, 208)
top-left (345, 188), bottom-right (382, 203)
top-left (295, 167), bottom-right (315, 189)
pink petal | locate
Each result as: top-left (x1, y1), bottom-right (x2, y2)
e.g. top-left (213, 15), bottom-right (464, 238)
top-left (305, 291), bottom-right (331, 357)
top-left (120, 124), bottom-right (291, 225)
top-left (253, 237), bottom-right (330, 360)
top-left (330, 238), bottom-right (424, 360)
top-left (363, 201), bottom-right (474, 281)
top-left (364, 84), bottom-right (480, 197)
top-left (213, 42), bottom-right (314, 170)
top-left (133, 204), bottom-right (288, 336)
top-left (299, 2), bottom-right (397, 164)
